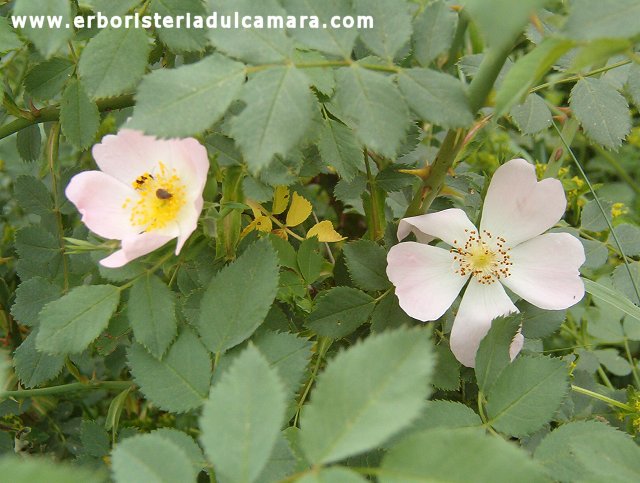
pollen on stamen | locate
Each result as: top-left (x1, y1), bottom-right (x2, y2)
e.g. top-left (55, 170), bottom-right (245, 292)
top-left (452, 229), bottom-right (512, 284)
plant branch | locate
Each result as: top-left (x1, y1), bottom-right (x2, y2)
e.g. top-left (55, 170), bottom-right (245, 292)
top-left (0, 94), bottom-right (135, 141)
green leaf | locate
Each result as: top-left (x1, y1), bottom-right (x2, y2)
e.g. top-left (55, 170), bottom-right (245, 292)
top-left (78, 27), bottom-right (150, 98)
top-left (370, 293), bottom-right (414, 333)
top-left (197, 239), bottom-right (279, 353)
top-left (282, 0), bottom-right (357, 57)
top-left (0, 17), bottom-right (23, 54)
top-left (151, 428), bottom-right (206, 474)
top-left (334, 65), bottom-right (410, 157)
top-left (413, 401), bottom-right (482, 431)
top-left (293, 49), bottom-right (336, 96)
top-left (462, 0), bottom-right (547, 51)
top-left (535, 420), bottom-right (640, 482)
top-left (375, 165), bottom-right (415, 192)
top-left (343, 240), bottom-right (391, 292)
top-left (581, 198), bottom-right (613, 232)
top-left (16, 124), bottom-right (42, 162)
top-left (128, 329), bottom-right (211, 413)
top-left (486, 356), bottom-right (569, 437)
top-left (256, 433), bottom-right (297, 483)
top-left (594, 348), bottom-right (631, 376)
top-left (14, 176), bottom-right (53, 216)
top-left (413, 0), bottom-right (458, 66)
top-left (570, 77), bottom-right (630, 150)
top-left (306, 287), bottom-right (375, 338)
top-left (200, 345), bottom-right (286, 483)
top-left (354, 0), bottom-right (411, 61)
top-left (15, 225), bottom-right (61, 279)
top-left (13, 330), bottom-right (65, 388)
top-left (627, 63), bottom-right (640, 110)
top-left (11, 277), bottom-right (60, 327)
top-left (380, 428), bottom-right (547, 483)
top-left (584, 278), bottom-right (640, 323)
top-left (317, 118), bottom-right (362, 182)
top-left (610, 224), bottom-right (640, 257)
top-left (510, 93), bottom-right (552, 134)
top-left (36, 285), bottom-right (120, 355)
top-left (80, 420), bottom-right (110, 458)
top-left (297, 238), bottom-right (323, 285)
top-left (398, 69), bottom-right (473, 127)
top-left (60, 79), bottom-right (100, 150)
top-left (206, 0), bottom-right (293, 63)
top-left (149, 0), bottom-right (207, 52)
top-left (112, 433), bottom-right (196, 483)
top-left (298, 468), bottom-right (367, 483)
top-left (300, 327), bottom-right (434, 464)
top-left (130, 54), bottom-right (245, 137)
top-left (85, 0), bottom-right (140, 17)
top-left (495, 38), bottom-right (574, 116)
top-left (230, 66), bottom-right (313, 172)
top-left (12, 0), bottom-right (71, 58)
top-left (475, 314), bottom-right (522, 393)
top-left (520, 300), bottom-right (566, 339)
top-left (563, 0), bottom-right (640, 41)
top-left (127, 274), bottom-right (177, 359)
top-left (24, 58), bottom-right (74, 101)
top-left (432, 344), bottom-right (461, 391)
top-left (0, 455), bottom-right (104, 483)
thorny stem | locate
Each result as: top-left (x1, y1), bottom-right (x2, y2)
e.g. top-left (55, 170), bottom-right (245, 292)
top-left (47, 122), bottom-right (69, 293)
top-left (363, 148), bottom-right (384, 240)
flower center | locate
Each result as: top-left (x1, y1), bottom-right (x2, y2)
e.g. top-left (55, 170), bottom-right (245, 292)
top-left (450, 229), bottom-right (512, 284)
top-left (123, 162), bottom-right (186, 232)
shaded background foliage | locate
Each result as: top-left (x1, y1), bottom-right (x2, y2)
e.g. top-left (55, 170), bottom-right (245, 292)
top-left (1, 0), bottom-right (640, 482)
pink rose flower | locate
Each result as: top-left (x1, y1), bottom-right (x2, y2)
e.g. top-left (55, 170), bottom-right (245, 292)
top-left (65, 129), bottom-right (209, 268)
top-left (387, 158), bottom-right (585, 367)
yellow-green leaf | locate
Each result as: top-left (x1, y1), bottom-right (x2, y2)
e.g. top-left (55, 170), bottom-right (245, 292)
top-left (272, 186), bottom-right (290, 215)
top-left (307, 221), bottom-right (346, 243)
top-left (285, 193), bottom-right (312, 227)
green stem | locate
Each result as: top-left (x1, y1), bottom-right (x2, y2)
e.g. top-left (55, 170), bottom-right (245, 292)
top-left (570, 384), bottom-right (634, 412)
top-left (0, 94), bottom-right (135, 141)
top-left (364, 149), bottom-right (384, 240)
top-left (530, 59), bottom-right (631, 94)
top-left (2, 381), bottom-right (133, 399)
top-left (47, 122), bottom-right (69, 293)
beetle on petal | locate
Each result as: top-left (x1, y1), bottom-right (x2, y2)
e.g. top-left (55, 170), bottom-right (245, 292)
top-left (65, 129), bottom-right (209, 268)
top-left (386, 158), bottom-right (585, 367)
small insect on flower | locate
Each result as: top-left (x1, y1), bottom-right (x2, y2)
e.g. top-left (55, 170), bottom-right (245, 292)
top-left (386, 158), bottom-right (585, 367)
top-left (65, 129), bottom-right (209, 268)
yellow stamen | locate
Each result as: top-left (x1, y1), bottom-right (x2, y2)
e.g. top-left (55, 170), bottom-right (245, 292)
top-left (128, 162), bottom-right (186, 231)
top-left (450, 229), bottom-right (512, 284)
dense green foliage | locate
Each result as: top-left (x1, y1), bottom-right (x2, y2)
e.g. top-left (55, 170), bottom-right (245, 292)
top-left (1, 0), bottom-right (640, 482)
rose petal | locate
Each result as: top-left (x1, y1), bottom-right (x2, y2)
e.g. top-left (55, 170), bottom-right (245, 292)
top-left (450, 278), bottom-right (519, 367)
top-left (387, 242), bottom-right (467, 321)
top-left (159, 136), bottom-right (210, 197)
top-left (92, 130), bottom-right (164, 185)
top-left (480, 158), bottom-right (566, 247)
top-left (65, 171), bottom-right (138, 240)
top-left (502, 232), bottom-right (585, 310)
top-left (99, 232), bottom-right (173, 268)
top-left (398, 208), bottom-right (478, 246)
top-left (174, 198), bottom-right (203, 254)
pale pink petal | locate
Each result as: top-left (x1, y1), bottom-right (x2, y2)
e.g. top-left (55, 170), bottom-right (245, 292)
top-left (163, 137), bottom-right (210, 196)
top-left (387, 242), bottom-right (468, 321)
top-left (480, 158), bottom-right (566, 247)
top-left (450, 279), bottom-right (519, 367)
top-left (65, 171), bottom-right (138, 240)
top-left (99, 232), bottom-right (173, 268)
top-left (502, 232), bottom-right (585, 310)
top-left (174, 198), bottom-right (203, 254)
top-left (398, 208), bottom-right (478, 246)
top-left (92, 130), bottom-right (164, 185)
